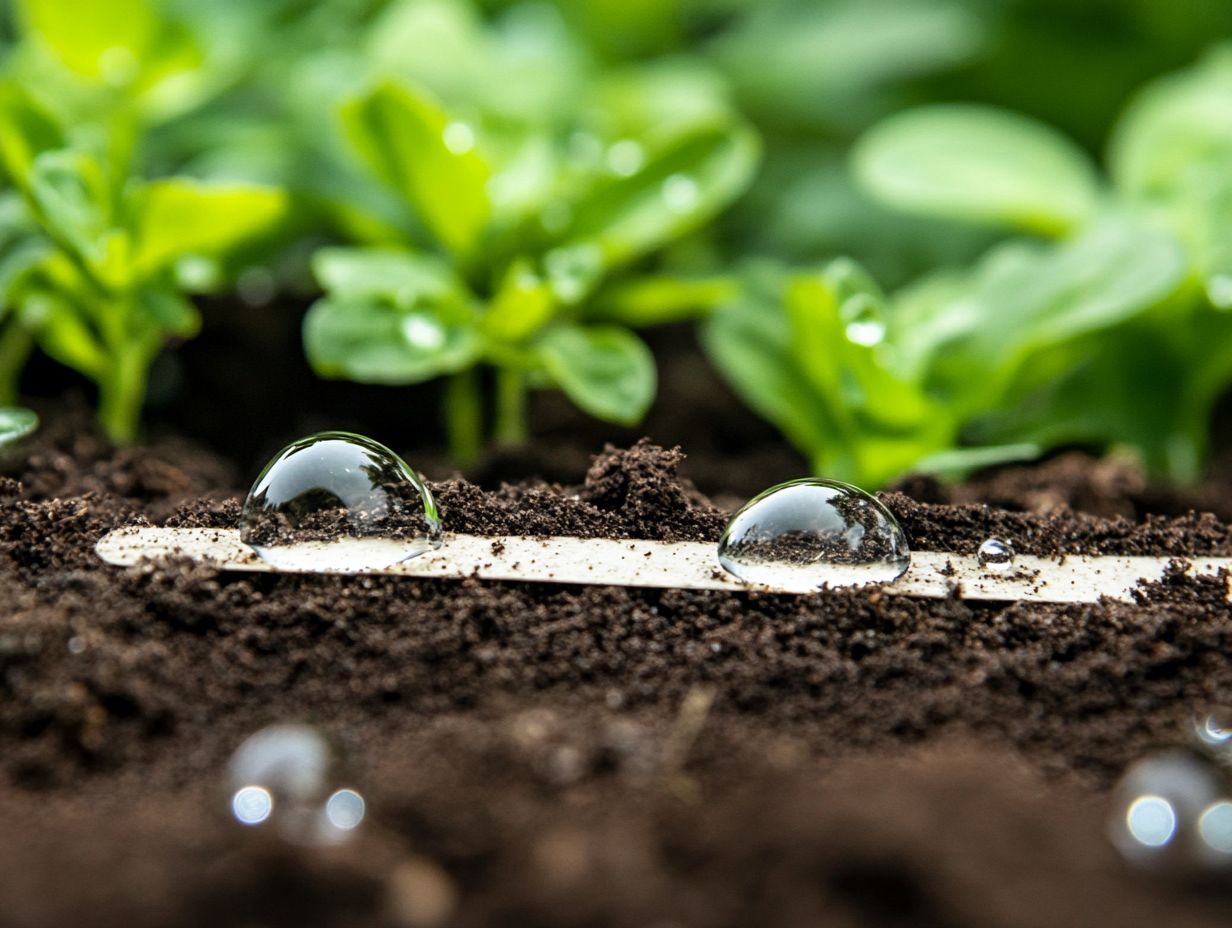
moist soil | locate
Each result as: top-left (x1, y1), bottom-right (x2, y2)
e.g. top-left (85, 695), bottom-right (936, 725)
top-left (4, 422), bottom-right (1232, 928)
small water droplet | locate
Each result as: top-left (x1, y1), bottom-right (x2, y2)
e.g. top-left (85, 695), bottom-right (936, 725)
top-left (606, 139), bottom-right (644, 177)
top-left (1194, 708), bottom-right (1232, 748)
top-left (67, 636), bottom-right (84, 654)
top-left (237, 266), bottom-right (277, 307)
top-left (1207, 274), bottom-right (1232, 310)
top-left (977, 537), bottom-right (1014, 572)
top-left (226, 724), bottom-right (365, 845)
top-left (717, 479), bottom-right (910, 592)
top-left (661, 174), bottom-right (699, 214)
top-left (442, 122), bottom-right (475, 155)
top-left (241, 432), bottom-right (441, 571)
top-left (1109, 750), bottom-right (1225, 871)
top-left (400, 315), bottom-right (446, 350)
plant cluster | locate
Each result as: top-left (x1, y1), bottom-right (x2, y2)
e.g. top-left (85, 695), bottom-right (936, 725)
top-left (0, 0), bottom-right (1230, 488)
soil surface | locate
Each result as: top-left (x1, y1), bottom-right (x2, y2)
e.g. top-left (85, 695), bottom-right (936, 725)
top-left (3, 423), bottom-right (1232, 928)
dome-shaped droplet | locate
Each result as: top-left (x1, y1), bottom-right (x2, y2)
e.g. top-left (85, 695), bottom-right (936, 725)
top-left (1194, 707), bottom-right (1232, 749)
top-left (977, 537), bottom-right (1014, 572)
top-left (241, 431), bottom-right (441, 571)
top-left (717, 478), bottom-right (910, 592)
top-left (226, 723), bottom-right (365, 846)
top-left (1109, 750), bottom-right (1225, 871)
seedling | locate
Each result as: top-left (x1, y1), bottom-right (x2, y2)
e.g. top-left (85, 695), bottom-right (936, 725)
top-left (304, 68), bottom-right (758, 463)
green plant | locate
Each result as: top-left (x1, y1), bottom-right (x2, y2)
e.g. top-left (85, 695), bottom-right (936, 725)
top-left (705, 46), bottom-right (1232, 488)
top-left (0, 0), bottom-right (287, 443)
top-left (304, 53), bottom-right (758, 462)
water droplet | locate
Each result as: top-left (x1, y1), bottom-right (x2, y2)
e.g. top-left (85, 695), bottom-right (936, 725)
top-left (841, 295), bottom-right (886, 347)
top-left (977, 537), bottom-right (1015, 572)
top-left (606, 139), bottom-right (644, 177)
top-left (661, 174), bottom-right (699, 214)
top-left (1109, 750), bottom-right (1225, 870)
top-left (1198, 800), bottom-right (1232, 866)
top-left (237, 266), bottom-right (277, 307)
top-left (400, 315), bottom-right (446, 350)
top-left (442, 122), bottom-right (475, 155)
top-left (1207, 274), bottom-right (1232, 310)
top-left (67, 636), bottom-right (84, 654)
top-left (226, 724), bottom-right (365, 845)
top-left (1194, 707), bottom-right (1232, 748)
top-left (717, 479), bottom-right (910, 592)
top-left (241, 432), bottom-right (441, 571)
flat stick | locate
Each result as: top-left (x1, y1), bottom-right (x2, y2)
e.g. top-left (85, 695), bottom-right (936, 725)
top-left (94, 527), bottom-right (1231, 604)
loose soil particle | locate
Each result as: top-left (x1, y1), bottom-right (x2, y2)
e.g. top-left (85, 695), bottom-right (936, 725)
top-left (3, 431), bottom-right (1232, 927)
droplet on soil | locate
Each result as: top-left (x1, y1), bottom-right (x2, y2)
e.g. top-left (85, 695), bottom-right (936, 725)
top-left (241, 431), bottom-right (441, 571)
top-left (717, 478), bottom-right (910, 592)
top-left (977, 537), bottom-right (1015, 572)
top-left (1193, 708), bottom-right (1232, 748)
top-left (1109, 750), bottom-right (1225, 871)
top-left (226, 723), bottom-right (365, 845)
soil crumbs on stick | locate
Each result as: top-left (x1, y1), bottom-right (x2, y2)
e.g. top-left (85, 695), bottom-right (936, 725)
top-left (2, 432), bottom-right (1232, 928)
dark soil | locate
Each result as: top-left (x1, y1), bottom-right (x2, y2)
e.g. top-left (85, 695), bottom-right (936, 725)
top-left (3, 424), bottom-right (1232, 928)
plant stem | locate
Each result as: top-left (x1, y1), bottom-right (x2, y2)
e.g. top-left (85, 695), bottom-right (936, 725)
top-left (0, 324), bottom-right (33, 406)
top-left (97, 344), bottom-right (149, 445)
top-left (493, 367), bottom-right (528, 447)
top-left (444, 369), bottom-right (483, 466)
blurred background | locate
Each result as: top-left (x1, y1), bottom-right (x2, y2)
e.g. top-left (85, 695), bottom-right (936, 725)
top-left (3, 0), bottom-right (1232, 493)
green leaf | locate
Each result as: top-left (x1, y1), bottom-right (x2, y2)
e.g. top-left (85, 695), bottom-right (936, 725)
top-left (141, 286), bottom-right (199, 337)
top-left (535, 324), bottom-right (655, 425)
top-left (0, 83), bottom-right (65, 183)
top-left (303, 296), bottom-right (479, 385)
top-left (17, 0), bottom-right (157, 82)
top-left (340, 80), bottom-right (490, 256)
top-left (27, 149), bottom-right (126, 283)
top-left (482, 259), bottom-right (555, 342)
top-left (19, 290), bottom-right (107, 380)
top-left (589, 275), bottom-right (738, 326)
top-left (129, 178), bottom-right (286, 278)
top-left (1109, 46), bottom-right (1232, 199)
top-left (894, 217), bottom-right (1187, 411)
top-left (311, 246), bottom-right (467, 311)
top-left (853, 104), bottom-right (1100, 235)
top-left (557, 121), bottom-right (759, 279)
top-left (0, 406), bottom-right (38, 448)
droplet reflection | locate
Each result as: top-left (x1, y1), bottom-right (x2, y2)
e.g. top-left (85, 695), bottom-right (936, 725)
top-left (240, 432), bottom-right (441, 571)
top-left (1193, 709), bottom-right (1232, 748)
top-left (717, 478), bottom-right (910, 592)
top-left (1126, 795), bottom-right (1177, 848)
top-left (325, 788), bottom-right (366, 831)
top-left (232, 785), bottom-right (274, 826)
top-left (1198, 800), bottom-right (1232, 856)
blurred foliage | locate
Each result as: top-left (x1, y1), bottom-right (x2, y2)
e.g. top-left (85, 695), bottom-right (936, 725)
top-left (0, 0), bottom-right (1229, 482)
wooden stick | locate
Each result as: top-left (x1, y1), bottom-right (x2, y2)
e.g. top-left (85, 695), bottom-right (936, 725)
top-left (94, 527), bottom-right (1232, 603)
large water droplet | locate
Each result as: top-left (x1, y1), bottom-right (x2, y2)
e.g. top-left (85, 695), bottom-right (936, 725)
top-left (1109, 750), bottom-right (1225, 871)
top-left (241, 432), bottom-right (441, 571)
top-left (226, 724), bottom-right (366, 846)
top-left (717, 479), bottom-right (910, 592)
top-left (977, 537), bottom-right (1014, 572)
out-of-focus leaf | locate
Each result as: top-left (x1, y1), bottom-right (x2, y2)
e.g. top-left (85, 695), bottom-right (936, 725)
top-left (303, 296), bottom-right (480, 385)
top-left (589, 274), bottom-right (738, 326)
top-left (0, 406), bottom-right (38, 448)
top-left (141, 286), bottom-right (199, 337)
top-left (894, 218), bottom-right (1187, 410)
top-left (482, 259), bottom-right (555, 342)
top-left (853, 104), bottom-right (1100, 235)
top-left (553, 120), bottom-right (759, 292)
top-left (341, 80), bottom-right (490, 256)
top-left (26, 149), bottom-right (124, 280)
top-left (17, 0), bottom-right (157, 82)
top-left (129, 178), bottom-right (286, 278)
top-left (1109, 45), bottom-right (1232, 199)
top-left (19, 290), bottom-right (107, 380)
top-left (535, 324), bottom-right (655, 424)
top-left (312, 246), bottom-right (469, 315)
top-left (0, 83), bottom-right (65, 183)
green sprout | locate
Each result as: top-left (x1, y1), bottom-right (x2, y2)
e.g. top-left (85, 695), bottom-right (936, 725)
top-left (303, 15), bottom-right (758, 464)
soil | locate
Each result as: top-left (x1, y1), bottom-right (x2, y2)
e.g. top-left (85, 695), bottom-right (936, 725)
top-left (4, 416), bottom-right (1232, 928)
